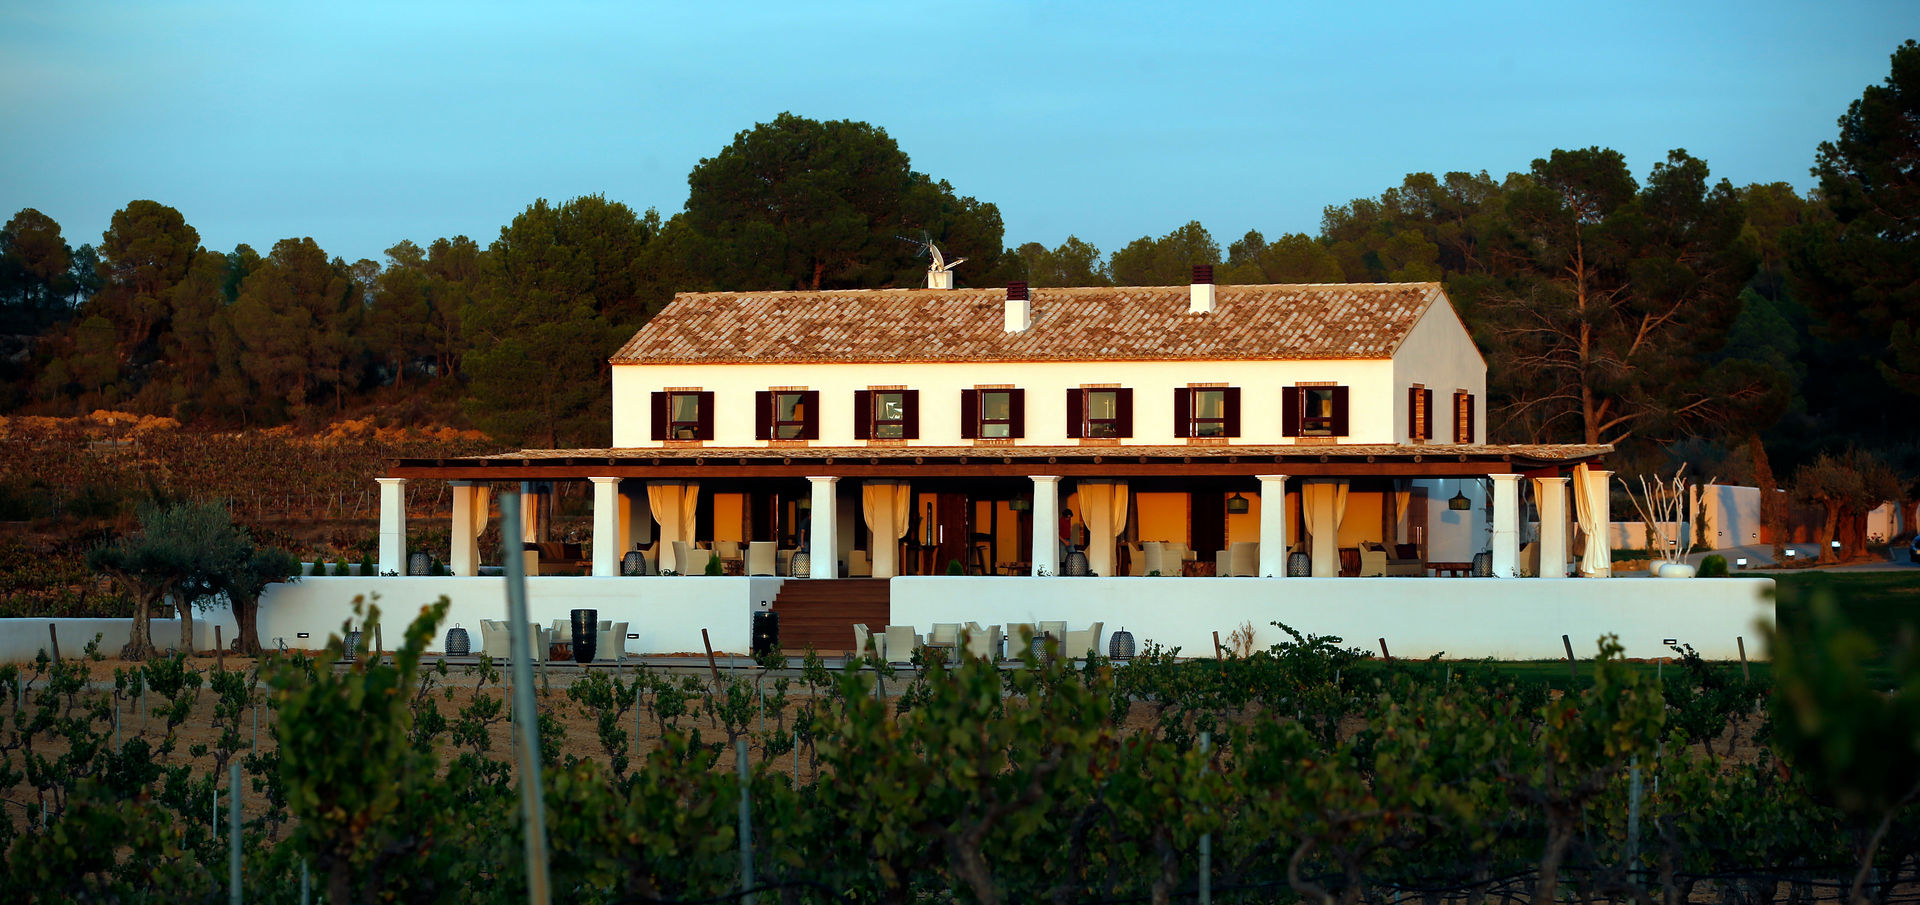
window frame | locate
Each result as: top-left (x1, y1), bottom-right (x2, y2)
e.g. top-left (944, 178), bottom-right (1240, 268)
top-left (772, 391), bottom-right (810, 440)
top-left (652, 389), bottom-right (715, 441)
top-left (1282, 384), bottom-right (1348, 439)
top-left (978, 390), bottom-right (1015, 438)
top-left (1083, 389), bottom-right (1122, 438)
top-left (668, 392), bottom-right (703, 440)
top-left (871, 391), bottom-right (908, 439)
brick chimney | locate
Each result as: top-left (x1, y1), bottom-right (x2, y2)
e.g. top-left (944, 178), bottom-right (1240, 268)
top-left (1189, 265), bottom-right (1216, 314)
top-left (1004, 282), bottom-right (1031, 332)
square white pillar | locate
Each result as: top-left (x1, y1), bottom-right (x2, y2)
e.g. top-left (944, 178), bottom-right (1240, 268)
top-left (1257, 475), bottom-right (1289, 576)
top-left (1535, 476), bottom-right (1570, 578)
top-left (376, 477), bottom-right (407, 576)
top-left (1029, 476), bottom-right (1061, 576)
top-left (808, 477), bottom-right (839, 579)
top-left (449, 481), bottom-right (480, 576)
top-left (1491, 474), bottom-right (1522, 578)
top-left (1585, 469), bottom-right (1614, 578)
top-left (591, 477), bottom-right (620, 577)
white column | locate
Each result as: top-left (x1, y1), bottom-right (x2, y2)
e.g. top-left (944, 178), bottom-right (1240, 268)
top-left (808, 476), bottom-right (839, 580)
top-left (590, 477), bottom-right (620, 577)
top-left (1587, 469), bottom-right (1613, 578)
top-left (1536, 476), bottom-right (1569, 578)
top-left (1257, 475), bottom-right (1289, 577)
top-left (376, 478), bottom-right (407, 576)
top-left (1030, 476), bottom-right (1061, 576)
top-left (1491, 474), bottom-right (1522, 578)
top-left (449, 481), bottom-right (480, 577)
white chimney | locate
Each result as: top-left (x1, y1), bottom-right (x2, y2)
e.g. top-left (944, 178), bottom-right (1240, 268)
top-left (927, 269), bottom-right (954, 290)
top-left (1004, 282), bottom-right (1031, 332)
top-left (1189, 264), bottom-right (1216, 314)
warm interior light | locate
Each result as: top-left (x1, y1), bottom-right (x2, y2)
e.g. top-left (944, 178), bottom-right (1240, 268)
top-left (1009, 498), bottom-right (1031, 512)
top-left (1831, 540), bottom-right (1842, 548)
top-left (1226, 493), bottom-right (1250, 514)
top-left (1735, 558), bottom-right (1747, 568)
top-left (1448, 489), bottom-right (1471, 511)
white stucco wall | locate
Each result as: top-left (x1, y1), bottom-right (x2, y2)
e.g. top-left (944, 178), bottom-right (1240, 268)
top-left (232, 576), bottom-right (773, 655)
top-left (0, 617), bottom-right (205, 663)
top-left (1702, 485), bottom-right (1763, 550)
top-left (1420, 478), bottom-right (1491, 563)
top-left (612, 358), bottom-right (1407, 448)
top-left (1390, 302), bottom-right (1488, 443)
top-left (888, 576), bottom-right (1774, 661)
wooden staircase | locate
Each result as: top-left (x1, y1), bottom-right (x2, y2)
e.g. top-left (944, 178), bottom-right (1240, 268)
top-left (769, 579), bottom-right (890, 654)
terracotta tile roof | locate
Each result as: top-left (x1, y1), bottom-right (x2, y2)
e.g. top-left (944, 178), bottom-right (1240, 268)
top-left (611, 283), bottom-right (1445, 365)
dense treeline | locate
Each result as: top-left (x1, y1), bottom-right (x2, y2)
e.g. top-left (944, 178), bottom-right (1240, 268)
top-left (2, 46), bottom-right (1915, 492)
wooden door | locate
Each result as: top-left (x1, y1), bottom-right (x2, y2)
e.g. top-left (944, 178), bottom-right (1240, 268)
top-left (929, 492), bottom-right (969, 574)
top-left (1190, 491), bottom-right (1226, 559)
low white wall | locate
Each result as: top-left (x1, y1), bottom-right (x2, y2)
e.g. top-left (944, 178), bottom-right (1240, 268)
top-left (888, 576), bottom-right (1775, 661)
top-left (1703, 485), bottom-right (1762, 549)
top-left (1608, 521), bottom-right (1686, 551)
top-left (247, 576), bottom-right (772, 655)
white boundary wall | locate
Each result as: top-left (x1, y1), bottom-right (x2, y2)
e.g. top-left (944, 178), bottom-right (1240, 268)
top-left (0, 617), bottom-right (206, 663)
top-left (222, 576), bottom-right (772, 657)
top-left (889, 576), bottom-right (1775, 661)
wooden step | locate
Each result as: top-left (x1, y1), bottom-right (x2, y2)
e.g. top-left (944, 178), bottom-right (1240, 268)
top-left (770, 579), bottom-right (890, 653)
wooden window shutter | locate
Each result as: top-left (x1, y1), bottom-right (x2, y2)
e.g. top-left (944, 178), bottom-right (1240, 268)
top-left (1329, 386), bottom-right (1349, 437)
top-left (1421, 388), bottom-right (1433, 441)
top-left (1223, 387), bottom-right (1242, 437)
top-left (801, 390), bottom-right (821, 440)
top-left (1461, 392), bottom-right (1476, 443)
top-left (696, 391), bottom-right (716, 440)
top-left (755, 391), bottom-right (772, 441)
top-left (959, 389), bottom-right (978, 439)
top-left (1407, 387), bottom-right (1419, 440)
top-left (902, 390), bottom-right (920, 439)
top-left (1116, 388), bottom-right (1135, 438)
top-left (1172, 388), bottom-right (1192, 439)
top-left (1009, 389), bottom-right (1026, 438)
top-left (1282, 387), bottom-right (1300, 437)
top-left (853, 390), bottom-right (872, 440)
top-left (650, 392), bottom-right (668, 441)
top-left (1065, 389), bottom-right (1084, 439)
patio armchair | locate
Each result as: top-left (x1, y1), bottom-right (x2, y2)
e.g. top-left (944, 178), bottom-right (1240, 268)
top-left (961, 622), bottom-right (1002, 660)
top-left (745, 541), bottom-right (776, 576)
top-left (596, 621), bottom-right (628, 662)
top-left (1037, 621), bottom-right (1067, 646)
top-left (1126, 543), bottom-right (1146, 576)
top-left (1229, 541), bottom-right (1259, 577)
top-left (1384, 543), bottom-right (1424, 577)
top-left (882, 625), bottom-right (921, 664)
top-left (1518, 542), bottom-right (1539, 578)
top-left (713, 540), bottom-right (742, 565)
top-left (674, 542), bottom-right (713, 575)
top-left (1006, 622), bottom-right (1036, 654)
top-left (929, 622), bottom-right (962, 646)
top-left (1214, 548), bottom-right (1231, 575)
top-left (1141, 542), bottom-right (1175, 575)
top-left (479, 619), bottom-right (550, 662)
top-left (1357, 543), bottom-right (1389, 577)
top-left (849, 550), bottom-right (872, 577)
top-left (1062, 621), bottom-right (1104, 659)
top-left (853, 623), bottom-right (880, 662)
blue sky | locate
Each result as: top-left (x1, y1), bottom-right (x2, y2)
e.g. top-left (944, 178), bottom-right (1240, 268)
top-left (0, 1), bottom-right (1909, 266)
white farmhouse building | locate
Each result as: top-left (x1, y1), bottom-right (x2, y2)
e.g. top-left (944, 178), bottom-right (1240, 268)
top-left (362, 267), bottom-right (1654, 655)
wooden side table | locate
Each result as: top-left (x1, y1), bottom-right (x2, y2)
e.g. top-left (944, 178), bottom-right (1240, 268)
top-left (1182, 560), bottom-right (1217, 577)
top-left (1428, 561), bottom-right (1472, 577)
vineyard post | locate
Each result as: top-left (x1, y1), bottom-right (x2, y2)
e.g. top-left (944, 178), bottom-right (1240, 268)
top-left (252, 700), bottom-right (259, 750)
top-left (703, 629), bottom-right (722, 689)
top-left (228, 760), bottom-right (242, 905)
top-left (633, 682), bottom-right (642, 757)
top-left (1212, 631), bottom-right (1222, 659)
top-left (1737, 636), bottom-right (1749, 681)
top-left (792, 729), bottom-right (798, 784)
top-left (1198, 731), bottom-right (1212, 905)
top-left (499, 492), bottom-right (552, 905)
top-left (1378, 638), bottom-right (1390, 662)
top-left (1562, 634), bottom-right (1577, 683)
top-left (48, 624), bottom-right (59, 662)
top-left (113, 695), bottom-right (120, 750)
top-left (1626, 756), bottom-right (1643, 871)
top-left (737, 737), bottom-right (755, 905)
top-left (215, 627), bottom-right (223, 671)
top-left (212, 782), bottom-right (217, 834)
top-left (301, 860), bottom-right (310, 905)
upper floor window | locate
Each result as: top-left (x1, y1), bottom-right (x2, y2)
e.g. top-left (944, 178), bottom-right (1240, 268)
top-left (1454, 391), bottom-right (1475, 443)
top-left (754, 390), bottom-right (819, 440)
top-left (650, 390), bottom-right (715, 441)
top-left (1282, 385), bottom-right (1348, 438)
top-left (1408, 386), bottom-right (1433, 441)
top-left (853, 389), bottom-right (919, 440)
top-left (961, 388), bottom-right (1025, 439)
top-left (1174, 386), bottom-right (1240, 438)
top-left (1067, 387), bottom-right (1133, 439)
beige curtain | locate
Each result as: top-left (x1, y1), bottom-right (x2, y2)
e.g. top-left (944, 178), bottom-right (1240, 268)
top-left (1393, 484), bottom-right (1413, 544)
top-left (520, 489), bottom-right (539, 543)
top-left (1303, 481), bottom-right (1350, 577)
top-left (891, 483), bottom-right (911, 540)
top-left (861, 481), bottom-right (912, 577)
top-left (1573, 464), bottom-right (1610, 577)
top-left (1078, 481), bottom-right (1129, 577)
top-left (472, 486), bottom-right (490, 537)
top-left (648, 483), bottom-right (683, 571)
top-left (679, 483), bottom-right (699, 548)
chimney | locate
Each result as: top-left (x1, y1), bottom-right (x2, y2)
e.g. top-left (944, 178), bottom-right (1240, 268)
top-left (1189, 264), bottom-right (1216, 314)
top-left (1004, 282), bottom-right (1031, 332)
top-left (927, 269), bottom-right (954, 290)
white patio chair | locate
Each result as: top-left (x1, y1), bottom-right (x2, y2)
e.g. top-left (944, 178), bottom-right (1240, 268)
top-left (853, 623), bottom-right (880, 662)
top-left (929, 622), bottom-right (962, 646)
top-left (961, 622), bottom-right (1002, 660)
top-left (1006, 622), bottom-right (1036, 652)
top-left (1062, 621), bottom-right (1104, 659)
top-left (1358, 544), bottom-right (1388, 577)
top-left (714, 540), bottom-right (742, 564)
top-left (745, 541), bottom-right (776, 576)
top-left (1229, 542), bottom-right (1259, 577)
top-left (1214, 549), bottom-right (1231, 575)
top-left (683, 547), bottom-right (714, 575)
top-left (671, 540), bottom-right (694, 573)
top-left (883, 625), bottom-right (921, 664)
top-left (1141, 542), bottom-right (1172, 575)
top-left (596, 621), bottom-right (628, 662)
top-left (1126, 543), bottom-right (1146, 576)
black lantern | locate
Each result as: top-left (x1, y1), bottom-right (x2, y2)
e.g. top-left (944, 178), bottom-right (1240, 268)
top-left (1226, 493), bottom-right (1250, 514)
top-left (1448, 489), bottom-right (1472, 511)
top-left (1009, 498), bottom-right (1031, 512)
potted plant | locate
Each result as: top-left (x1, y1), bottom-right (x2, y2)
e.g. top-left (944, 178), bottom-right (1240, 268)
top-left (1622, 465), bottom-right (1709, 578)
